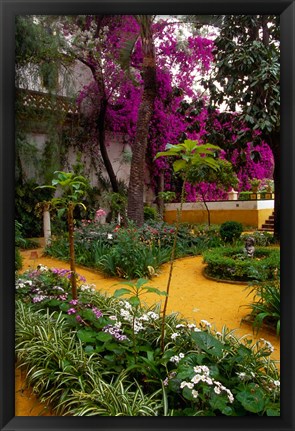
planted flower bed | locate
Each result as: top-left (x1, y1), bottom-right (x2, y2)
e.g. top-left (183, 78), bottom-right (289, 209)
top-left (45, 221), bottom-right (222, 279)
top-left (203, 247), bottom-right (280, 282)
top-left (15, 265), bottom-right (280, 416)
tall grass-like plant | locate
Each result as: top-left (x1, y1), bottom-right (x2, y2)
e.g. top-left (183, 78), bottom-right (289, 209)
top-left (37, 171), bottom-right (89, 299)
top-left (155, 140), bottom-right (221, 351)
top-left (56, 369), bottom-right (163, 416)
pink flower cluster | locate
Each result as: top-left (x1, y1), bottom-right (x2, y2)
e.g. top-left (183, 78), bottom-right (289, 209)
top-left (95, 209), bottom-right (107, 219)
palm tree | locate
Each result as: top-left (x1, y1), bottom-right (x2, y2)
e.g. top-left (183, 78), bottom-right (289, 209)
top-left (127, 15), bottom-right (157, 226)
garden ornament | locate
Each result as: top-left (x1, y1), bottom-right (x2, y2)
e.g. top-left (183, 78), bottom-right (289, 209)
top-left (244, 237), bottom-right (255, 258)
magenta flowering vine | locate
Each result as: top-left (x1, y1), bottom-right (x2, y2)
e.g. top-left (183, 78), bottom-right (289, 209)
top-left (56, 15), bottom-right (274, 204)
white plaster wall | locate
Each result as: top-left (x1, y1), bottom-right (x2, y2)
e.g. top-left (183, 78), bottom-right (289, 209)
top-left (165, 200), bottom-right (274, 211)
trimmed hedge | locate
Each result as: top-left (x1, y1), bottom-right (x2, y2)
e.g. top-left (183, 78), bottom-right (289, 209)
top-left (203, 246), bottom-right (280, 282)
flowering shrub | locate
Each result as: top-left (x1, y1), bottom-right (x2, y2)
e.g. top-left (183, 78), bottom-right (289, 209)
top-left (15, 265), bottom-right (86, 304)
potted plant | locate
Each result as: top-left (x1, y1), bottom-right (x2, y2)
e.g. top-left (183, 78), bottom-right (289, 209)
top-left (250, 178), bottom-right (261, 193)
top-left (249, 178), bottom-right (261, 199)
top-left (265, 179), bottom-right (274, 199)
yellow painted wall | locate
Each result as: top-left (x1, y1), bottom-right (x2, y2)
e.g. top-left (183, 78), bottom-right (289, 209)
top-left (164, 208), bottom-right (273, 229)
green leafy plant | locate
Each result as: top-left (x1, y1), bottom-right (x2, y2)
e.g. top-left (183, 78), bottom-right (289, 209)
top-left (157, 191), bottom-right (176, 203)
top-left (15, 220), bottom-right (25, 271)
top-left (15, 248), bottom-right (23, 271)
top-left (45, 220), bottom-right (222, 279)
top-left (113, 278), bottom-right (167, 359)
top-left (15, 292), bottom-right (280, 416)
top-left (155, 139), bottom-right (221, 351)
top-left (244, 279), bottom-right (280, 335)
top-left (144, 205), bottom-right (160, 221)
top-left (102, 191), bottom-right (127, 224)
top-left (15, 253), bottom-right (280, 416)
top-left (15, 265), bottom-right (86, 305)
top-left (15, 179), bottom-right (54, 238)
top-left (249, 178), bottom-right (261, 191)
top-left (238, 191), bottom-right (252, 201)
top-left (96, 224), bottom-right (170, 279)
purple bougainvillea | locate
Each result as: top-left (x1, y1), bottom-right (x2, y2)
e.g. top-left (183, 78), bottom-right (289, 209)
top-left (72, 16), bottom-right (273, 202)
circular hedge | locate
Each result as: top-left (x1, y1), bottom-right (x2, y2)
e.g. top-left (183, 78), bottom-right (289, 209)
top-left (202, 246), bottom-right (280, 282)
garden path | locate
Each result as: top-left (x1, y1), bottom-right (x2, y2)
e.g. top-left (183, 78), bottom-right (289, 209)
top-left (16, 247), bottom-right (280, 416)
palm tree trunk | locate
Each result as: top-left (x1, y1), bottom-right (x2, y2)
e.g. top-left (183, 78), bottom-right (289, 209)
top-left (127, 16), bottom-right (157, 226)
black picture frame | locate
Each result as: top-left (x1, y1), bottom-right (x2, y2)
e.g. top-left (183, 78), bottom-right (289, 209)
top-left (1, 1), bottom-right (294, 430)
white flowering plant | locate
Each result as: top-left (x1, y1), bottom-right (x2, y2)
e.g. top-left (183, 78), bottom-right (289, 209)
top-left (163, 322), bottom-right (280, 416)
top-left (113, 278), bottom-right (167, 360)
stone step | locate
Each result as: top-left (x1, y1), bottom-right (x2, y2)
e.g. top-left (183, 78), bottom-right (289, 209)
top-left (262, 220), bottom-right (274, 226)
top-left (259, 211), bottom-right (275, 232)
top-left (258, 227), bottom-right (274, 232)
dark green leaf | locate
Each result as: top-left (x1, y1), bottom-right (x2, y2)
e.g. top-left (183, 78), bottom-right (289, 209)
top-left (96, 331), bottom-right (113, 342)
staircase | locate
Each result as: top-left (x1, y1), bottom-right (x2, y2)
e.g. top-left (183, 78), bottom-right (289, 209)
top-left (259, 212), bottom-right (274, 232)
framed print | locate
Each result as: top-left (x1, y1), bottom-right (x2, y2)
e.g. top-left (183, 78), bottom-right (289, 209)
top-left (1, 0), bottom-right (294, 430)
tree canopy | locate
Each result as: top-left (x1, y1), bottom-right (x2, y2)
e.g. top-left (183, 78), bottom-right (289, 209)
top-left (15, 14), bottom-right (280, 234)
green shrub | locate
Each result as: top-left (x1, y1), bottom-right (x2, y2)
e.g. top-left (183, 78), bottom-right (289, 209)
top-left (44, 234), bottom-right (69, 259)
top-left (15, 220), bottom-right (26, 248)
top-left (238, 191), bottom-right (252, 201)
top-left (203, 246), bottom-right (280, 282)
top-left (144, 205), bottom-right (159, 221)
top-left (15, 179), bottom-right (54, 238)
top-left (244, 279), bottom-right (280, 335)
top-left (241, 231), bottom-right (276, 247)
top-left (97, 228), bottom-right (171, 278)
top-left (220, 221), bottom-right (243, 244)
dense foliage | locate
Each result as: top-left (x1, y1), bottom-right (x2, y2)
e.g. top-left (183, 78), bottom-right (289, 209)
top-left (14, 14), bottom-right (281, 418)
top-left (202, 15), bottom-right (280, 238)
top-left (44, 220), bottom-right (222, 279)
top-left (15, 267), bottom-right (280, 416)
